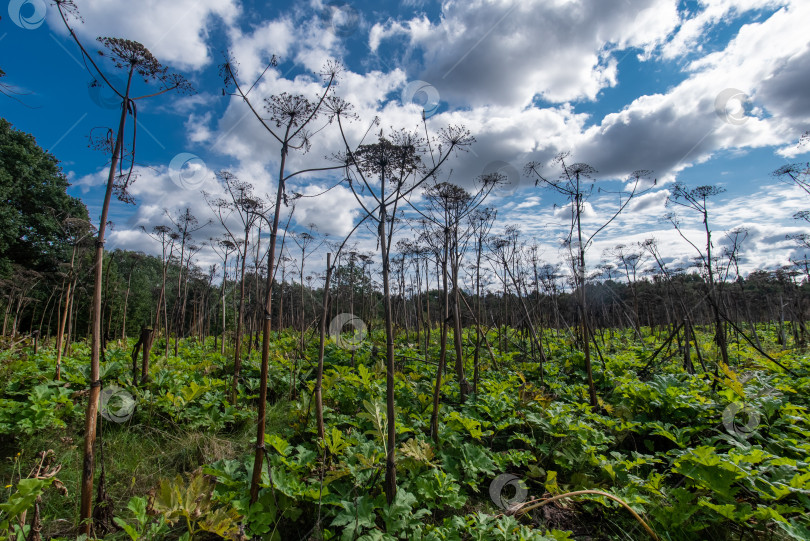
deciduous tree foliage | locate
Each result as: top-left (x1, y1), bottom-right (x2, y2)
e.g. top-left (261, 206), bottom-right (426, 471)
top-left (0, 119), bottom-right (88, 277)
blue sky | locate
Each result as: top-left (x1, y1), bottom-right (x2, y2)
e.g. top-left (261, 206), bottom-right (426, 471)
top-left (2, 0), bottom-right (809, 281)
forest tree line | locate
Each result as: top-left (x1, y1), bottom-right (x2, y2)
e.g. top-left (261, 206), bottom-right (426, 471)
top-left (4, 210), bottom-right (809, 357)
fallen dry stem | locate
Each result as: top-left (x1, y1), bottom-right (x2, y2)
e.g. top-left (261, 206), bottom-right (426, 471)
top-left (511, 489), bottom-right (658, 541)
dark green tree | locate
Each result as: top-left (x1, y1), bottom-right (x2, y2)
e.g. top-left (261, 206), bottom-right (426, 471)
top-left (0, 118), bottom-right (89, 277)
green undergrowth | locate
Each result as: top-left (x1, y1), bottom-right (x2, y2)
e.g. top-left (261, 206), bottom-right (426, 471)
top-left (1, 325), bottom-right (809, 540)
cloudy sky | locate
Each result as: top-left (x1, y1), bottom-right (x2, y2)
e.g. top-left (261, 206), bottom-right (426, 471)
top-left (3, 0), bottom-right (809, 284)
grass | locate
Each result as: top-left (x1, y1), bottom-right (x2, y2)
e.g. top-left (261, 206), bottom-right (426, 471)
top-left (2, 400), bottom-right (294, 538)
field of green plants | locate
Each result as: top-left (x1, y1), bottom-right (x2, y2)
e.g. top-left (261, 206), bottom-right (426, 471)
top-left (1, 326), bottom-right (809, 540)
